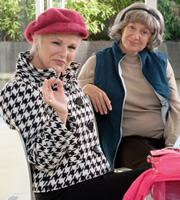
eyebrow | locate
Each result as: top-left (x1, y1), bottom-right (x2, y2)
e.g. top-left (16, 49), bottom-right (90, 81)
top-left (129, 23), bottom-right (150, 29)
top-left (50, 37), bottom-right (79, 46)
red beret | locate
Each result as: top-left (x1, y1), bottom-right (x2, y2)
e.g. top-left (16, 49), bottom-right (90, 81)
top-left (24, 8), bottom-right (89, 43)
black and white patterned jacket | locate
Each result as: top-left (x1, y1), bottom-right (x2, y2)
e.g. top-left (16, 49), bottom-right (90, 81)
top-left (0, 51), bottom-right (111, 193)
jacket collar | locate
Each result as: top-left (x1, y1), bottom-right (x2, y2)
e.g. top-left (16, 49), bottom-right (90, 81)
top-left (16, 51), bottom-right (80, 84)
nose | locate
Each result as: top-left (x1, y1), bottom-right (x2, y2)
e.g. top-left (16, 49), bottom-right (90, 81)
top-left (132, 30), bottom-right (140, 39)
top-left (59, 45), bottom-right (67, 58)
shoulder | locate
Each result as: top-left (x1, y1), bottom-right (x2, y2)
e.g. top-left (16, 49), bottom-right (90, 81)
top-left (140, 50), bottom-right (167, 66)
top-left (84, 55), bottom-right (96, 65)
top-left (148, 50), bottom-right (167, 60)
top-left (78, 55), bottom-right (96, 75)
top-left (1, 73), bottom-right (40, 104)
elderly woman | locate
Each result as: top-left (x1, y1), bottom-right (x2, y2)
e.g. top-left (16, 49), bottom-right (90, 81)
top-left (0, 8), bottom-right (146, 200)
top-left (78, 2), bottom-right (180, 170)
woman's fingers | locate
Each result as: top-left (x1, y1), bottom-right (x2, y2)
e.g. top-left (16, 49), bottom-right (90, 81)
top-left (42, 78), bottom-right (61, 105)
top-left (83, 84), bottom-right (112, 115)
top-left (92, 93), bottom-right (112, 115)
top-left (103, 93), bottom-right (112, 111)
top-left (56, 79), bottom-right (64, 92)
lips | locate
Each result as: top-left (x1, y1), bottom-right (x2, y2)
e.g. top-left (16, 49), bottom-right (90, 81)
top-left (129, 40), bottom-right (138, 46)
top-left (54, 59), bottom-right (65, 66)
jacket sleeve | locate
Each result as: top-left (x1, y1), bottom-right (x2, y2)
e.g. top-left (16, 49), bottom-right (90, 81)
top-left (0, 79), bottom-right (73, 172)
top-left (77, 55), bottom-right (96, 88)
top-left (164, 60), bottom-right (180, 145)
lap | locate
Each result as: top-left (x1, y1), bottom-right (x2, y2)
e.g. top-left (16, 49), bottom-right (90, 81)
top-left (115, 136), bottom-right (165, 169)
top-left (35, 168), bottom-right (147, 200)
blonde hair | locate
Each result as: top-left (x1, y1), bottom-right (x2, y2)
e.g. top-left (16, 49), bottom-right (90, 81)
top-left (108, 2), bottom-right (164, 50)
top-left (30, 35), bottom-right (42, 56)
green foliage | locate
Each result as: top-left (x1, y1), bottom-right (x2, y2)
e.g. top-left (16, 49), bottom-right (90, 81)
top-left (0, 0), bottom-right (22, 41)
top-left (22, 0), bottom-right (36, 24)
top-left (103, 0), bottom-right (144, 13)
top-left (1, 0), bottom-right (180, 41)
top-left (174, 0), bottom-right (180, 4)
top-left (158, 0), bottom-right (180, 40)
top-left (64, 0), bottom-right (143, 40)
top-left (64, 0), bottom-right (116, 35)
top-left (0, 0), bottom-right (35, 41)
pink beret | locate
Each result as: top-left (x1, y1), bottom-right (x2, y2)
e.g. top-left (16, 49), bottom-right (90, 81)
top-left (24, 8), bottom-right (89, 43)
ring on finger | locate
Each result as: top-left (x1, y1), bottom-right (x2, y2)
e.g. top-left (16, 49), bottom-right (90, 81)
top-left (49, 99), bottom-right (52, 104)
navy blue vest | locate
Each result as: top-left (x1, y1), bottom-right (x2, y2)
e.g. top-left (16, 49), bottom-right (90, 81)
top-left (95, 40), bottom-right (170, 169)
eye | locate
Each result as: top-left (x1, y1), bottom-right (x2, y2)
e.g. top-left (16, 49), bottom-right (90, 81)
top-left (69, 45), bottom-right (76, 50)
top-left (142, 31), bottom-right (148, 35)
top-left (52, 41), bottom-right (60, 45)
top-left (129, 25), bottom-right (135, 30)
top-left (142, 29), bottom-right (151, 36)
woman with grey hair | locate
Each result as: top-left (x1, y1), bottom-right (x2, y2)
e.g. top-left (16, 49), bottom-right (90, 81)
top-left (108, 2), bottom-right (164, 50)
top-left (78, 2), bottom-right (180, 169)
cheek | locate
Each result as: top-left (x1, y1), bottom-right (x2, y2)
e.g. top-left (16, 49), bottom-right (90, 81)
top-left (67, 51), bottom-right (77, 62)
top-left (45, 49), bottom-right (57, 62)
top-left (143, 38), bottom-right (150, 46)
top-left (121, 30), bottom-right (129, 41)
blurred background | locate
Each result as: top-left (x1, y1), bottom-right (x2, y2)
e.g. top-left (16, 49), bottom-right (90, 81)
top-left (0, 0), bottom-right (180, 199)
top-left (0, 0), bottom-right (180, 91)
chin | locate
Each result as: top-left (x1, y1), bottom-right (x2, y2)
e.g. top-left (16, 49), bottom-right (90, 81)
top-left (53, 67), bottom-right (64, 73)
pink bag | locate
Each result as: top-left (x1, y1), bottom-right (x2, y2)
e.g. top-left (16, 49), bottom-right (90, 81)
top-left (146, 148), bottom-right (180, 200)
top-left (147, 147), bottom-right (180, 175)
top-left (123, 148), bottom-right (180, 200)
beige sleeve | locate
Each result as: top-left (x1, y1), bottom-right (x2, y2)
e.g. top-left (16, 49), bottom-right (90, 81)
top-left (77, 55), bottom-right (96, 88)
top-left (164, 60), bottom-right (180, 144)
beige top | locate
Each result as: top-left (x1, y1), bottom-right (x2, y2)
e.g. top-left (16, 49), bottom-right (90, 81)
top-left (77, 54), bottom-right (180, 145)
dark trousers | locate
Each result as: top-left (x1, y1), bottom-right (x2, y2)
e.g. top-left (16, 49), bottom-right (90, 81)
top-left (35, 168), bottom-right (147, 200)
top-left (115, 136), bottom-right (165, 169)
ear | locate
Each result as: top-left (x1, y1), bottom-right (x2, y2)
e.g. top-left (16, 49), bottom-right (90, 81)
top-left (35, 42), bottom-right (39, 51)
top-left (32, 35), bottom-right (41, 50)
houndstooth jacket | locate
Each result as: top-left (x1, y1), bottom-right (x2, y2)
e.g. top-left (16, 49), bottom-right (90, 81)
top-left (0, 51), bottom-right (111, 193)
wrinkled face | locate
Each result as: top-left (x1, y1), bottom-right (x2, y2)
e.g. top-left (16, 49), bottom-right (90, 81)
top-left (33, 33), bottom-right (81, 76)
top-left (120, 22), bottom-right (152, 55)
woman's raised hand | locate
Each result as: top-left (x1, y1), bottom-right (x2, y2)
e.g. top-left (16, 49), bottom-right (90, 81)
top-left (42, 77), bottom-right (68, 124)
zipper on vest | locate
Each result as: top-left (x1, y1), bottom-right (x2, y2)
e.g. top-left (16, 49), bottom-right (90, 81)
top-left (112, 56), bottom-right (127, 169)
top-left (138, 55), bottom-right (169, 126)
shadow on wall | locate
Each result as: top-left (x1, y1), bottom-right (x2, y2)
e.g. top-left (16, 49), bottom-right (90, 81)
top-left (0, 41), bottom-right (112, 73)
top-left (75, 40), bottom-right (112, 66)
top-left (0, 41), bottom-right (112, 89)
top-left (1, 40), bottom-right (180, 74)
top-left (0, 40), bottom-right (180, 90)
top-left (158, 41), bottom-right (180, 79)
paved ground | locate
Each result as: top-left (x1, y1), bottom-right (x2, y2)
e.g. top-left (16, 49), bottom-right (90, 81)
top-left (0, 121), bottom-right (30, 200)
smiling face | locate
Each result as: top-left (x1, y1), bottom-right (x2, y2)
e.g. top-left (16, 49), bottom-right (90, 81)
top-left (31, 33), bottom-right (81, 76)
top-left (120, 22), bottom-right (152, 55)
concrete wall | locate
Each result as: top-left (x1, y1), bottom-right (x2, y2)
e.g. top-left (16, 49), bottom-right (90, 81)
top-left (75, 40), bottom-right (112, 66)
top-left (0, 42), bottom-right (31, 73)
top-left (0, 41), bottom-right (112, 74)
top-left (0, 40), bottom-right (180, 77)
top-left (158, 41), bottom-right (180, 78)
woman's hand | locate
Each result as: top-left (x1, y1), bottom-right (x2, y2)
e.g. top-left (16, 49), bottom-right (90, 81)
top-left (42, 77), bottom-right (68, 124)
top-left (82, 84), bottom-right (112, 115)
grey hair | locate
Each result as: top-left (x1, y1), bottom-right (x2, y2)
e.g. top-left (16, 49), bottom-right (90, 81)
top-left (30, 35), bottom-right (42, 56)
top-left (108, 2), bottom-right (164, 50)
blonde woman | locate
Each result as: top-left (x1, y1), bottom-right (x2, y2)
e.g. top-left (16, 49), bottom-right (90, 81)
top-left (0, 7), bottom-right (146, 200)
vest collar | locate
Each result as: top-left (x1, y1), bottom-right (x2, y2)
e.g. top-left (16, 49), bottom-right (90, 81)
top-left (112, 40), bottom-right (149, 70)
